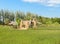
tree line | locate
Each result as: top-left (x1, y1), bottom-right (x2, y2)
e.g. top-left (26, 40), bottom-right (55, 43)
top-left (0, 9), bottom-right (60, 26)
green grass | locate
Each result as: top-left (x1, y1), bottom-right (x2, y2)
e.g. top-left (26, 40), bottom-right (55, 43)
top-left (0, 25), bottom-right (60, 44)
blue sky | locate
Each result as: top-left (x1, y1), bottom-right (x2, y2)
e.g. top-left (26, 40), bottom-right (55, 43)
top-left (0, 0), bottom-right (60, 17)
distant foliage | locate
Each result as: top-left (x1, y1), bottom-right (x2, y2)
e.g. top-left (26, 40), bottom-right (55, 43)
top-left (0, 9), bottom-right (60, 26)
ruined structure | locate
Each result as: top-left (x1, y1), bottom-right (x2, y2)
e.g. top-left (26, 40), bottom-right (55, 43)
top-left (20, 19), bottom-right (37, 30)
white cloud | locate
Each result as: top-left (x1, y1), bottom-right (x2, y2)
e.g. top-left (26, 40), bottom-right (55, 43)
top-left (22, 0), bottom-right (60, 7)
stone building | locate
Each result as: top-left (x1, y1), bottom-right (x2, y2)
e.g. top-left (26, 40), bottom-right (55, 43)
top-left (20, 19), bottom-right (37, 30)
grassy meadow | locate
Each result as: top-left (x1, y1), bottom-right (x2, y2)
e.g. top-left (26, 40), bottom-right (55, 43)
top-left (0, 25), bottom-right (60, 44)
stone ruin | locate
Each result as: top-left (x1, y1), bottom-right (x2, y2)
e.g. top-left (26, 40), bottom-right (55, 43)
top-left (20, 19), bottom-right (37, 30)
top-left (8, 18), bottom-right (37, 30)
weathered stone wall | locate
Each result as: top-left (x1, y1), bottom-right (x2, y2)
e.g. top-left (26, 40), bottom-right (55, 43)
top-left (20, 19), bottom-right (37, 30)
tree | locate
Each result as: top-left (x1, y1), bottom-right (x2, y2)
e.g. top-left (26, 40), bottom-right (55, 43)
top-left (0, 9), bottom-right (5, 25)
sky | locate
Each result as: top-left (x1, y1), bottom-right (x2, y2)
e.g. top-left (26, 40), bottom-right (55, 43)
top-left (0, 0), bottom-right (60, 17)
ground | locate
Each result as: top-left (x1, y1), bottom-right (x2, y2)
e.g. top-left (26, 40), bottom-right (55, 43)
top-left (0, 25), bottom-right (60, 44)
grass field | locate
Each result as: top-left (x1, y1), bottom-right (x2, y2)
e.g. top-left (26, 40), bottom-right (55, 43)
top-left (0, 25), bottom-right (60, 44)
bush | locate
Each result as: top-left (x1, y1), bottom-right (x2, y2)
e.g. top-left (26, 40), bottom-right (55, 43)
top-left (16, 18), bottom-right (21, 26)
top-left (4, 18), bottom-right (10, 25)
top-left (0, 21), bottom-right (4, 25)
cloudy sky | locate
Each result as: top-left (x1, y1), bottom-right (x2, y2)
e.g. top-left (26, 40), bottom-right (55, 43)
top-left (0, 0), bottom-right (60, 17)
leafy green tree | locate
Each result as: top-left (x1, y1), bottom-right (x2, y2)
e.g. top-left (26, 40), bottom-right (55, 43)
top-left (25, 12), bottom-right (32, 20)
top-left (0, 9), bottom-right (5, 25)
